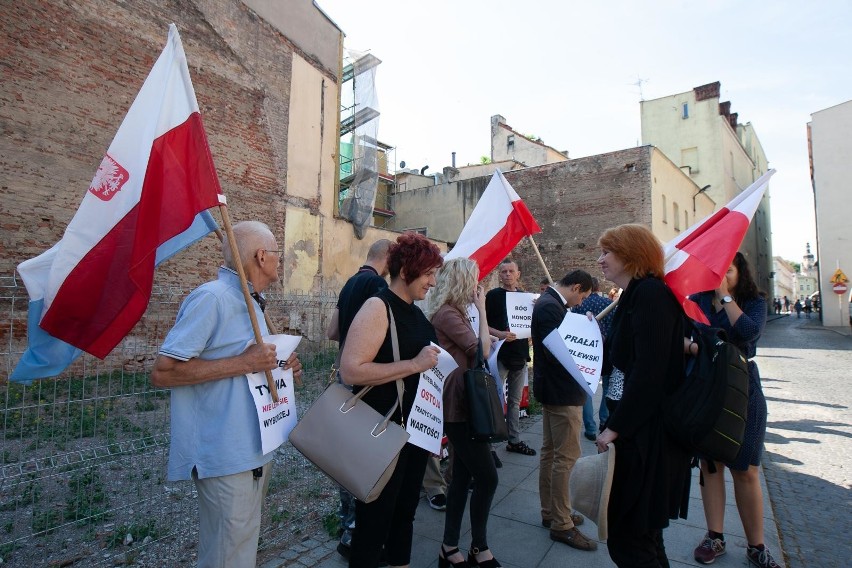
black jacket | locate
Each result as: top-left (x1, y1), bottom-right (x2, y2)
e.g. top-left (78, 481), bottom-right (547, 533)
top-left (605, 277), bottom-right (691, 533)
top-left (531, 287), bottom-right (587, 406)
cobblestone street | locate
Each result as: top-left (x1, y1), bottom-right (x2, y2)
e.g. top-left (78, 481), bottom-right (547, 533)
top-left (756, 315), bottom-right (852, 568)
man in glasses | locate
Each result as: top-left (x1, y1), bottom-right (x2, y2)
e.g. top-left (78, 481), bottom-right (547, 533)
top-left (152, 220), bottom-right (302, 568)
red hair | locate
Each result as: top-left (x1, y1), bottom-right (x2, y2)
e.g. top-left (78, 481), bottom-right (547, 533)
top-left (598, 224), bottom-right (664, 279)
top-left (387, 232), bottom-right (443, 283)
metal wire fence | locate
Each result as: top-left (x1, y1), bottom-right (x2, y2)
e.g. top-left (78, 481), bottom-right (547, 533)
top-left (0, 275), bottom-right (341, 566)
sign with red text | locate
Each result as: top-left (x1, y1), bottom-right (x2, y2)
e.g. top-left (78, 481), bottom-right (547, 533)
top-left (506, 292), bottom-right (537, 339)
top-left (246, 334), bottom-right (302, 454)
top-left (541, 313), bottom-right (603, 397)
top-left (406, 343), bottom-right (457, 454)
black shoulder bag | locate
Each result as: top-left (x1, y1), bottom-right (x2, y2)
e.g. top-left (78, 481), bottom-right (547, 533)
top-left (464, 340), bottom-right (509, 443)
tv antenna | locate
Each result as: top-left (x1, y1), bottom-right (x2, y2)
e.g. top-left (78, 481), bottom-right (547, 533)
top-left (632, 75), bottom-right (649, 101)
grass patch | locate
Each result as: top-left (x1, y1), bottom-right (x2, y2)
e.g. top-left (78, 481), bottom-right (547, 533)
top-left (65, 468), bottom-right (110, 526)
top-left (322, 512), bottom-right (339, 538)
top-left (31, 509), bottom-right (63, 534)
top-left (0, 481), bottom-right (40, 512)
top-left (105, 519), bottom-right (159, 549)
top-left (525, 396), bottom-right (542, 416)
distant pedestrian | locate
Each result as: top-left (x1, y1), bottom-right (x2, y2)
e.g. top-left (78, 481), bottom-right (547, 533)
top-left (783, 296), bottom-right (790, 313)
top-left (773, 298), bottom-right (781, 315)
top-left (804, 297), bottom-right (813, 318)
top-left (794, 299), bottom-right (803, 318)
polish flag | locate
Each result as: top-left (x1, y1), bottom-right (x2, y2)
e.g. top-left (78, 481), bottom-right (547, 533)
top-left (445, 170), bottom-right (541, 279)
top-left (12, 24), bottom-right (222, 382)
top-left (663, 169), bottom-right (775, 323)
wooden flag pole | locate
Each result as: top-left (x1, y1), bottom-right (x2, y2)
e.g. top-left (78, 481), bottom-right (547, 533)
top-left (218, 204), bottom-right (279, 402)
top-left (526, 235), bottom-right (553, 284)
top-left (595, 295), bottom-right (619, 321)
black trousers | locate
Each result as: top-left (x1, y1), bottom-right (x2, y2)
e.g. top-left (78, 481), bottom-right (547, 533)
top-left (607, 527), bottom-right (670, 568)
top-left (349, 443), bottom-right (429, 568)
top-left (442, 421), bottom-right (499, 551)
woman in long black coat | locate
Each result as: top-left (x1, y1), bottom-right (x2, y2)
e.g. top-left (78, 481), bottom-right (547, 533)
top-left (595, 224), bottom-right (691, 568)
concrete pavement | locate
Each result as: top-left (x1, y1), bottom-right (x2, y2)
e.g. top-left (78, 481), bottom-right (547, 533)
top-left (270, 313), bottom-right (852, 567)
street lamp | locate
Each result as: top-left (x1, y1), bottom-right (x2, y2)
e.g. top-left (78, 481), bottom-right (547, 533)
top-left (693, 184), bottom-right (711, 213)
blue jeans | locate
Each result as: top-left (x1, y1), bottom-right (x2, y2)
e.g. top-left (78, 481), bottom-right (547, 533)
top-left (584, 376), bottom-right (611, 434)
top-left (582, 396), bottom-right (597, 436)
top-left (599, 374), bottom-right (610, 426)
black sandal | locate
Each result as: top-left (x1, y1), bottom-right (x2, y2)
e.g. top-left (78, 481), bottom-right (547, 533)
top-left (506, 441), bottom-right (537, 456)
top-left (468, 546), bottom-right (502, 568)
top-left (439, 545), bottom-right (469, 568)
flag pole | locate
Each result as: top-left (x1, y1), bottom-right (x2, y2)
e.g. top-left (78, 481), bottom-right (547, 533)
top-left (218, 203), bottom-right (279, 402)
top-left (526, 235), bottom-right (553, 283)
top-left (211, 222), bottom-right (301, 388)
top-left (595, 296), bottom-right (619, 321)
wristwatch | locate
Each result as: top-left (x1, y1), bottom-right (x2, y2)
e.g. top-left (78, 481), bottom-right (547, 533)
top-left (720, 295), bottom-right (734, 305)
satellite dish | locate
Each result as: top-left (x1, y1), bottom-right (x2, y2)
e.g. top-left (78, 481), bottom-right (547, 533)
top-left (399, 160), bottom-right (406, 168)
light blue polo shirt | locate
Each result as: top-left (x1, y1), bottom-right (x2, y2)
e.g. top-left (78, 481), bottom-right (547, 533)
top-left (159, 267), bottom-right (271, 481)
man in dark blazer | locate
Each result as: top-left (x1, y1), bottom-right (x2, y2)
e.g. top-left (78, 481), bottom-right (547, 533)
top-left (532, 269), bottom-right (597, 551)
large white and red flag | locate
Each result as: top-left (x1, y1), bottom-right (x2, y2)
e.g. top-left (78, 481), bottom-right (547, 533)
top-left (12, 24), bottom-right (222, 383)
top-left (444, 170), bottom-right (541, 279)
top-left (664, 169), bottom-right (775, 323)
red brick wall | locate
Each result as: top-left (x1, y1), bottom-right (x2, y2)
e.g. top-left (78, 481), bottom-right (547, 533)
top-left (0, 0), bottom-right (336, 362)
top-left (501, 146), bottom-right (653, 290)
top-left (0, 0), bottom-right (334, 288)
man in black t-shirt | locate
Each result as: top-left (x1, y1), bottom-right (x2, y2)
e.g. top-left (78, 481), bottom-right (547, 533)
top-left (326, 239), bottom-right (390, 559)
top-left (486, 259), bottom-right (536, 457)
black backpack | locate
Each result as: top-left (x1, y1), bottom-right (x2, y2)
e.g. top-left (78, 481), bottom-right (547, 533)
top-left (665, 326), bottom-right (749, 464)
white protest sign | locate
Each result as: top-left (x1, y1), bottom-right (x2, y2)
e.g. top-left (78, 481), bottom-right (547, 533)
top-left (542, 313), bottom-right (603, 397)
top-left (486, 339), bottom-right (506, 407)
top-left (466, 303), bottom-right (480, 337)
top-left (506, 292), bottom-right (537, 339)
top-left (245, 334), bottom-right (302, 454)
top-left (406, 342), bottom-right (457, 454)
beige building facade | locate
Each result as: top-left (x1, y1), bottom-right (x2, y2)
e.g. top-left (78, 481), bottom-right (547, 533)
top-left (641, 82), bottom-right (773, 297)
top-left (808, 99), bottom-right (852, 327)
top-left (772, 257), bottom-right (796, 304)
top-left (491, 114), bottom-right (569, 166)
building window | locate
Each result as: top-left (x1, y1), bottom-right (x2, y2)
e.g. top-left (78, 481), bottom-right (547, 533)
top-left (682, 103), bottom-right (689, 119)
top-left (673, 202), bottom-right (680, 230)
top-left (662, 195), bottom-right (667, 223)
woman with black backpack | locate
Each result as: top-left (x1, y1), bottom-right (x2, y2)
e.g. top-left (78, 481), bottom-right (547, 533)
top-left (689, 252), bottom-right (777, 568)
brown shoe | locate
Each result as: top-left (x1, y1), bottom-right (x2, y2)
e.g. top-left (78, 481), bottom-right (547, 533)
top-left (550, 527), bottom-right (598, 551)
top-left (542, 514), bottom-right (583, 529)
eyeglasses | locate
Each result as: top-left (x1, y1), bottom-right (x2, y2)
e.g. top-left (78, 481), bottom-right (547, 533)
top-left (256, 249), bottom-right (282, 259)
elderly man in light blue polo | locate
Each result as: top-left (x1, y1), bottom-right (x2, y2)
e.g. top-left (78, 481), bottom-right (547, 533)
top-left (152, 220), bottom-right (302, 568)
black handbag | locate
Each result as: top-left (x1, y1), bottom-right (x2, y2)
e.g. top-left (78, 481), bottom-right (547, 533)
top-left (464, 341), bottom-right (509, 443)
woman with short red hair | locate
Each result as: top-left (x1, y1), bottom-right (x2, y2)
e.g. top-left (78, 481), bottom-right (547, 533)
top-left (341, 232), bottom-right (444, 568)
top-left (595, 224), bottom-right (691, 567)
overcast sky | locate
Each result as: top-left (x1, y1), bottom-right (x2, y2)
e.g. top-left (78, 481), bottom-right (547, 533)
top-left (317, 0), bottom-right (851, 262)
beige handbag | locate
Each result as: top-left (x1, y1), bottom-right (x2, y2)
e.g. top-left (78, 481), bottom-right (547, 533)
top-left (289, 301), bottom-right (409, 503)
